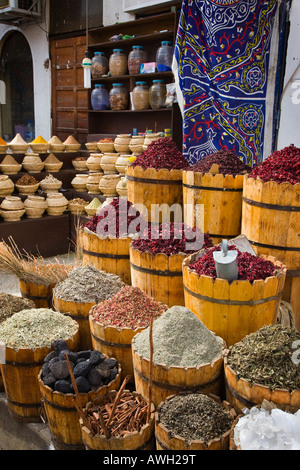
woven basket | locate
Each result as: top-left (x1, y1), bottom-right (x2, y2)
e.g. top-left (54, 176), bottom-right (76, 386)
top-left (0, 208), bottom-right (25, 221)
top-left (29, 143), bottom-right (50, 153)
top-left (97, 142), bottom-right (115, 153)
top-left (15, 183), bottom-right (39, 195)
top-left (0, 163), bottom-right (22, 175)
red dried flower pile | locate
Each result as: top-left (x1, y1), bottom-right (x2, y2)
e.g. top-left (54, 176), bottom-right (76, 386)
top-left (188, 245), bottom-right (277, 283)
top-left (82, 197), bottom-right (141, 238)
top-left (249, 144), bottom-right (300, 185)
top-left (131, 222), bottom-right (214, 256)
top-left (189, 149), bottom-right (250, 176)
top-left (130, 137), bottom-right (189, 171)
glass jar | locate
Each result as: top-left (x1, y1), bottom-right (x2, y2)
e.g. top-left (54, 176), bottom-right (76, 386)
top-left (132, 81), bottom-right (150, 110)
top-left (109, 49), bottom-right (127, 76)
top-left (91, 84), bottom-right (109, 110)
top-left (128, 45), bottom-right (147, 75)
top-left (109, 83), bottom-right (129, 110)
top-left (156, 41), bottom-right (173, 72)
top-left (91, 52), bottom-right (108, 78)
top-left (149, 79), bottom-right (167, 110)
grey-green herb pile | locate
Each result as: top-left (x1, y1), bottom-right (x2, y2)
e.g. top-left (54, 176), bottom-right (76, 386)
top-left (133, 305), bottom-right (224, 367)
top-left (53, 264), bottom-right (125, 303)
top-left (0, 308), bottom-right (78, 350)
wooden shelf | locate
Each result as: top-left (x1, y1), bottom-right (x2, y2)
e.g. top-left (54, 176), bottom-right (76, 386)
top-left (87, 11), bottom-right (182, 149)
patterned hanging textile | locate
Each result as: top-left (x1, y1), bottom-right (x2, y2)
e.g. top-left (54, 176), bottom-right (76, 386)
top-left (173, 0), bottom-right (280, 167)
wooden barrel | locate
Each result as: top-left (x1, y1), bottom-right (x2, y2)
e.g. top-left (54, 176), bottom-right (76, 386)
top-left (19, 280), bottom-right (55, 308)
top-left (129, 246), bottom-right (185, 307)
top-left (52, 295), bottom-right (95, 350)
top-left (126, 165), bottom-right (183, 223)
top-left (89, 312), bottom-right (145, 383)
top-left (224, 351), bottom-right (300, 414)
top-left (79, 390), bottom-right (155, 451)
top-left (241, 176), bottom-right (300, 330)
top-left (79, 229), bottom-right (131, 285)
top-left (183, 252), bottom-right (286, 347)
top-left (155, 392), bottom-right (236, 450)
top-left (0, 332), bottom-right (79, 422)
top-left (131, 337), bottom-right (226, 408)
top-left (38, 363), bottom-right (121, 450)
top-left (182, 170), bottom-right (244, 244)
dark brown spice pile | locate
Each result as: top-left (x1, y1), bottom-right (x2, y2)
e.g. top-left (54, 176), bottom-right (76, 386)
top-left (227, 324), bottom-right (300, 391)
top-left (189, 149), bottom-right (250, 176)
top-left (158, 393), bottom-right (234, 445)
top-left (0, 293), bottom-right (35, 323)
top-left (16, 174), bottom-right (38, 186)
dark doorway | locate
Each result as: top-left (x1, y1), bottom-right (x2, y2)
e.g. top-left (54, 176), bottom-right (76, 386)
top-left (0, 31), bottom-right (34, 141)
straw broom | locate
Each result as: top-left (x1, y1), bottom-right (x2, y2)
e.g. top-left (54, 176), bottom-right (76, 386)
top-left (0, 236), bottom-right (73, 286)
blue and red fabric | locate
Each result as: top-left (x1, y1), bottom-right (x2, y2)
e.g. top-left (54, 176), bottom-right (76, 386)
top-left (173, 0), bottom-right (281, 167)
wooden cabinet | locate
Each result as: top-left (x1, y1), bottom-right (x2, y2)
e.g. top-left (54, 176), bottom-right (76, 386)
top-left (87, 11), bottom-right (182, 149)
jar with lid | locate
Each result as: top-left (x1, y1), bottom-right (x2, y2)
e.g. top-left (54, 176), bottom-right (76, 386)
top-left (156, 41), bottom-right (173, 72)
top-left (91, 52), bottom-right (108, 78)
top-left (109, 49), bottom-right (127, 76)
top-left (132, 81), bottom-right (150, 110)
top-left (91, 84), bottom-right (109, 110)
top-left (109, 83), bottom-right (129, 110)
top-left (128, 45), bottom-right (147, 75)
top-left (149, 79), bottom-right (167, 110)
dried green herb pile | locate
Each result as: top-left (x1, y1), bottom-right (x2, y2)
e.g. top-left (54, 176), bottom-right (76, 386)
top-left (0, 293), bottom-right (35, 324)
top-left (53, 264), bottom-right (125, 304)
top-left (227, 324), bottom-right (300, 391)
top-left (133, 305), bottom-right (224, 367)
top-left (159, 393), bottom-right (234, 445)
top-left (0, 308), bottom-right (78, 350)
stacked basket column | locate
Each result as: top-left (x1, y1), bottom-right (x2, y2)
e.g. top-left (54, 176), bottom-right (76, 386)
top-left (241, 176), bottom-right (300, 330)
top-left (182, 170), bottom-right (244, 244)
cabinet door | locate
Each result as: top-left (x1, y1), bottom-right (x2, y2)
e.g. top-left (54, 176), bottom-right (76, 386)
top-left (50, 35), bottom-right (88, 144)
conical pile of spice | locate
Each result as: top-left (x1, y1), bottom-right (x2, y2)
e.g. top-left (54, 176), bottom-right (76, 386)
top-left (0, 308), bottom-right (78, 350)
top-left (130, 137), bottom-right (189, 170)
top-left (133, 305), bottom-right (225, 368)
top-left (53, 264), bottom-right (125, 304)
top-left (91, 286), bottom-right (168, 329)
top-left (249, 144), bottom-right (300, 184)
top-left (226, 324), bottom-right (300, 392)
top-left (131, 222), bottom-right (214, 256)
top-left (189, 149), bottom-right (250, 176)
top-left (188, 245), bottom-right (277, 282)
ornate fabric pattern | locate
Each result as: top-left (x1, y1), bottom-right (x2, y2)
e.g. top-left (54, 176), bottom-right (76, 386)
top-left (174, 0), bottom-right (279, 166)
